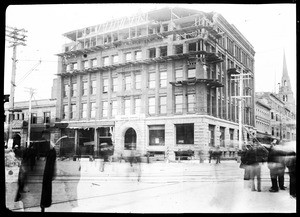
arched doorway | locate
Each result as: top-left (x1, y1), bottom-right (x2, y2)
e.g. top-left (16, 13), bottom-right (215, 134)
top-left (124, 128), bottom-right (136, 150)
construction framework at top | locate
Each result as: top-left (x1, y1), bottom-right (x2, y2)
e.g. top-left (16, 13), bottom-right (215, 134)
top-left (57, 7), bottom-right (223, 58)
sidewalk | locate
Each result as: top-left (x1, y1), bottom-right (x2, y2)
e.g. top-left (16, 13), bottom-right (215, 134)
top-left (5, 159), bottom-right (296, 213)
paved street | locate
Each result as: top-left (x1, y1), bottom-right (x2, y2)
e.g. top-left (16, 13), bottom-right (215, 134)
top-left (5, 159), bottom-right (296, 213)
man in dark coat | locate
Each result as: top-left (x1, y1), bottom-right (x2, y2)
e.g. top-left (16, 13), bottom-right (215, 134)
top-left (40, 142), bottom-right (57, 212)
top-left (267, 142), bottom-right (287, 192)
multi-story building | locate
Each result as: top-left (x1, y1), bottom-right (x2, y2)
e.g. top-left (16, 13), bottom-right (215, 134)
top-left (255, 53), bottom-right (296, 143)
top-left (255, 100), bottom-right (272, 143)
top-left (255, 92), bottom-right (296, 142)
top-left (55, 7), bottom-right (256, 160)
top-left (4, 98), bottom-right (57, 148)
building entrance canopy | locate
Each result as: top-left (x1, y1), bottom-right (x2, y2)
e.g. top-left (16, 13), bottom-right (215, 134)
top-left (65, 121), bottom-right (115, 129)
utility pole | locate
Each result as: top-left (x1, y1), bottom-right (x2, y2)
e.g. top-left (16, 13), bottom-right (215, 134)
top-left (25, 88), bottom-right (35, 148)
top-left (5, 26), bottom-right (27, 139)
top-left (231, 72), bottom-right (252, 149)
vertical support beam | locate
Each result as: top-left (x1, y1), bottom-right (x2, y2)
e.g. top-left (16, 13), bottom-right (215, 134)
top-left (238, 74), bottom-right (243, 149)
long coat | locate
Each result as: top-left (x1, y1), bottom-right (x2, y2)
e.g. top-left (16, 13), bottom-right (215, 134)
top-left (40, 148), bottom-right (56, 208)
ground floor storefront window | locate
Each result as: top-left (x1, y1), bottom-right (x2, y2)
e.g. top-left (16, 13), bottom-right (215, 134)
top-left (149, 125), bottom-right (165, 146)
top-left (60, 129), bottom-right (75, 157)
top-left (78, 129), bottom-right (94, 156)
top-left (175, 124), bottom-right (194, 144)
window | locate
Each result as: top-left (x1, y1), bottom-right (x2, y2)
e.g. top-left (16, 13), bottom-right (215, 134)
top-left (209, 124), bottom-right (215, 147)
top-left (125, 75), bottom-right (131, 90)
top-left (272, 127), bottom-right (274, 136)
top-left (135, 51), bottom-right (142, 60)
top-left (124, 99), bottom-right (131, 115)
top-left (220, 127), bottom-right (225, 147)
top-left (111, 100), bottom-right (117, 117)
top-left (90, 102), bottom-right (96, 118)
top-left (175, 69), bottom-right (183, 82)
top-left (187, 93), bottom-right (195, 113)
top-left (66, 64), bottom-right (71, 72)
top-left (82, 81), bottom-right (88, 96)
top-left (112, 55), bottom-right (119, 64)
top-left (73, 62), bottom-right (78, 70)
top-left (91, 80), bottom-right (97, 95)
top-left (63, 105), bottom-right (68, 119)
top-left (149, 125), bottom-right (165, 146)
top-left (102, 101), bottom-right (108, 117)
top-left (148, 71), bottom-right (156, 89)
top-left (134, 98), bottom-right (141, 114)
top-left (81, 103), bottom-right (87, 118)
top-left (271, 112), bottom-right (274, 119)
top-left (176, 124), bottom-right (194, 144)
top-left (103, 56), bottom-right (109, 66)
top-left (44, 112), bottom-right (50, 123)
top-left (124, 128), bottom-right (136, 150)
top-left (31, 113), bottom-right (37, 124)
top-left (63, 84), bottom-right (69, 97)
top-left (135, 74), bottom-right (141, 89)
top-left (103, 78), bottom-right (108, 93)
top-left (83, 60), bottom-right (89, 69)
top-left (175, 45), bottom-right (183, 54)
top-left (112, 77), bottom-right (118, 92)
top-left (71, 104), bottom-right (76, 119)
top-left (149, 97), bottom-right (156, 115)
top-left (159, 96), bottom-right (167, 114)
top-left (22, 113), bottom-right (24, 120)
top-left (188, 68), bottom-right (196, 79)
top-left (91, 59), bottom-right (97, 68)
top-left (125, 52), bottom-right (131, 62)
top-left (160, 46), bottom-right (167, 57)
top-left (149, 48), bottom-right (156, 58)
top-left (71, 83), bottom-right (77, 97)
top-left (160, 71), bottom-right (167, 88)
top-left (175, 95), bottom-right (183, 113)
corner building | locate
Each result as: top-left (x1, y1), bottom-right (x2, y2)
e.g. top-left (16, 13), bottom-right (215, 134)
top-left (55, 7), bottom-right (255, 160)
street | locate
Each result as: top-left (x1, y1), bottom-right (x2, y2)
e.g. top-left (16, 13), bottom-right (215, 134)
top-left (5, 159), bottom-right (296, 213)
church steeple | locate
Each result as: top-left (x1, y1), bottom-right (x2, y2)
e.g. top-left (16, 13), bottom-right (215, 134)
top-left (278, 51), bottom-right (295, 113)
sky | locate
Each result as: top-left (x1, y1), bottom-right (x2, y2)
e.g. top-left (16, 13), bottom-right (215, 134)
top-left (4, 3), bottom-right (296, 104)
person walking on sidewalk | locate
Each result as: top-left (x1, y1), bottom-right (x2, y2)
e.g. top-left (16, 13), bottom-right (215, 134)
top-left (244, 141), bottom-right (268, 192)
top-left (240, 144), bottom-right (251, 182)
top-left (40, 141), bottom-right (57, 212)
top-left (215, 146), bottom-right (222, 164)
top-left (267, 140), bottom-right (287, 192)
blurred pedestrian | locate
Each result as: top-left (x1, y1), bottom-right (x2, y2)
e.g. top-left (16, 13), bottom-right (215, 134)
top-left (240, 144), bottom-right (251, 182)
top-left (208, 148), bottom-right (213, 163)
top-left (40, 141), bottom-right (57, 212)
top-left (14, 147), bottom-right (30, 202)
top-left (267, 141), bottom-right (287, 192)
top-left (284, 142), bottom-right (296, 198)
top-left (215, 146), bottom-right (221, 164)
top-left (28, 143), bottom-right (37, 171)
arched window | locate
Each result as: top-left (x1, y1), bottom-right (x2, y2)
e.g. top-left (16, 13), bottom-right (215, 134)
top-left (284, 80), bottom-right (287, 86)
top-left (124, 128), bottom-right (137, 150)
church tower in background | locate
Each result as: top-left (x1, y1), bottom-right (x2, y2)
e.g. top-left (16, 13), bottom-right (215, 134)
top-left (278, 51), bottom-right (296, 113)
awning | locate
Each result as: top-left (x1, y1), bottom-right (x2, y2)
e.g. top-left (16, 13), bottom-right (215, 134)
top-left (54, 122), bottom-right (69, 128)
top-left (67, 121), bottom-right (115, 129)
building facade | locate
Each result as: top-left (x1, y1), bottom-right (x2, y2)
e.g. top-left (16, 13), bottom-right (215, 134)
top-left (55, 7), bottom-right (256, 160)
top-left (255, 92), bottom-right (296, 142)
top-left (255, 100), bottom-right (272, 143)
top-left (4, 99), bottom-right (58, 148)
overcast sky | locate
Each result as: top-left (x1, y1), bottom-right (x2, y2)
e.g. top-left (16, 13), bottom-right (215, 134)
top-left (4, 3), bottom-right (296, 104)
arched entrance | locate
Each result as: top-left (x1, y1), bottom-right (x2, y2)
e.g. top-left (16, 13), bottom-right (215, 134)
top-left (124, 128), bottom-right (136, 150)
